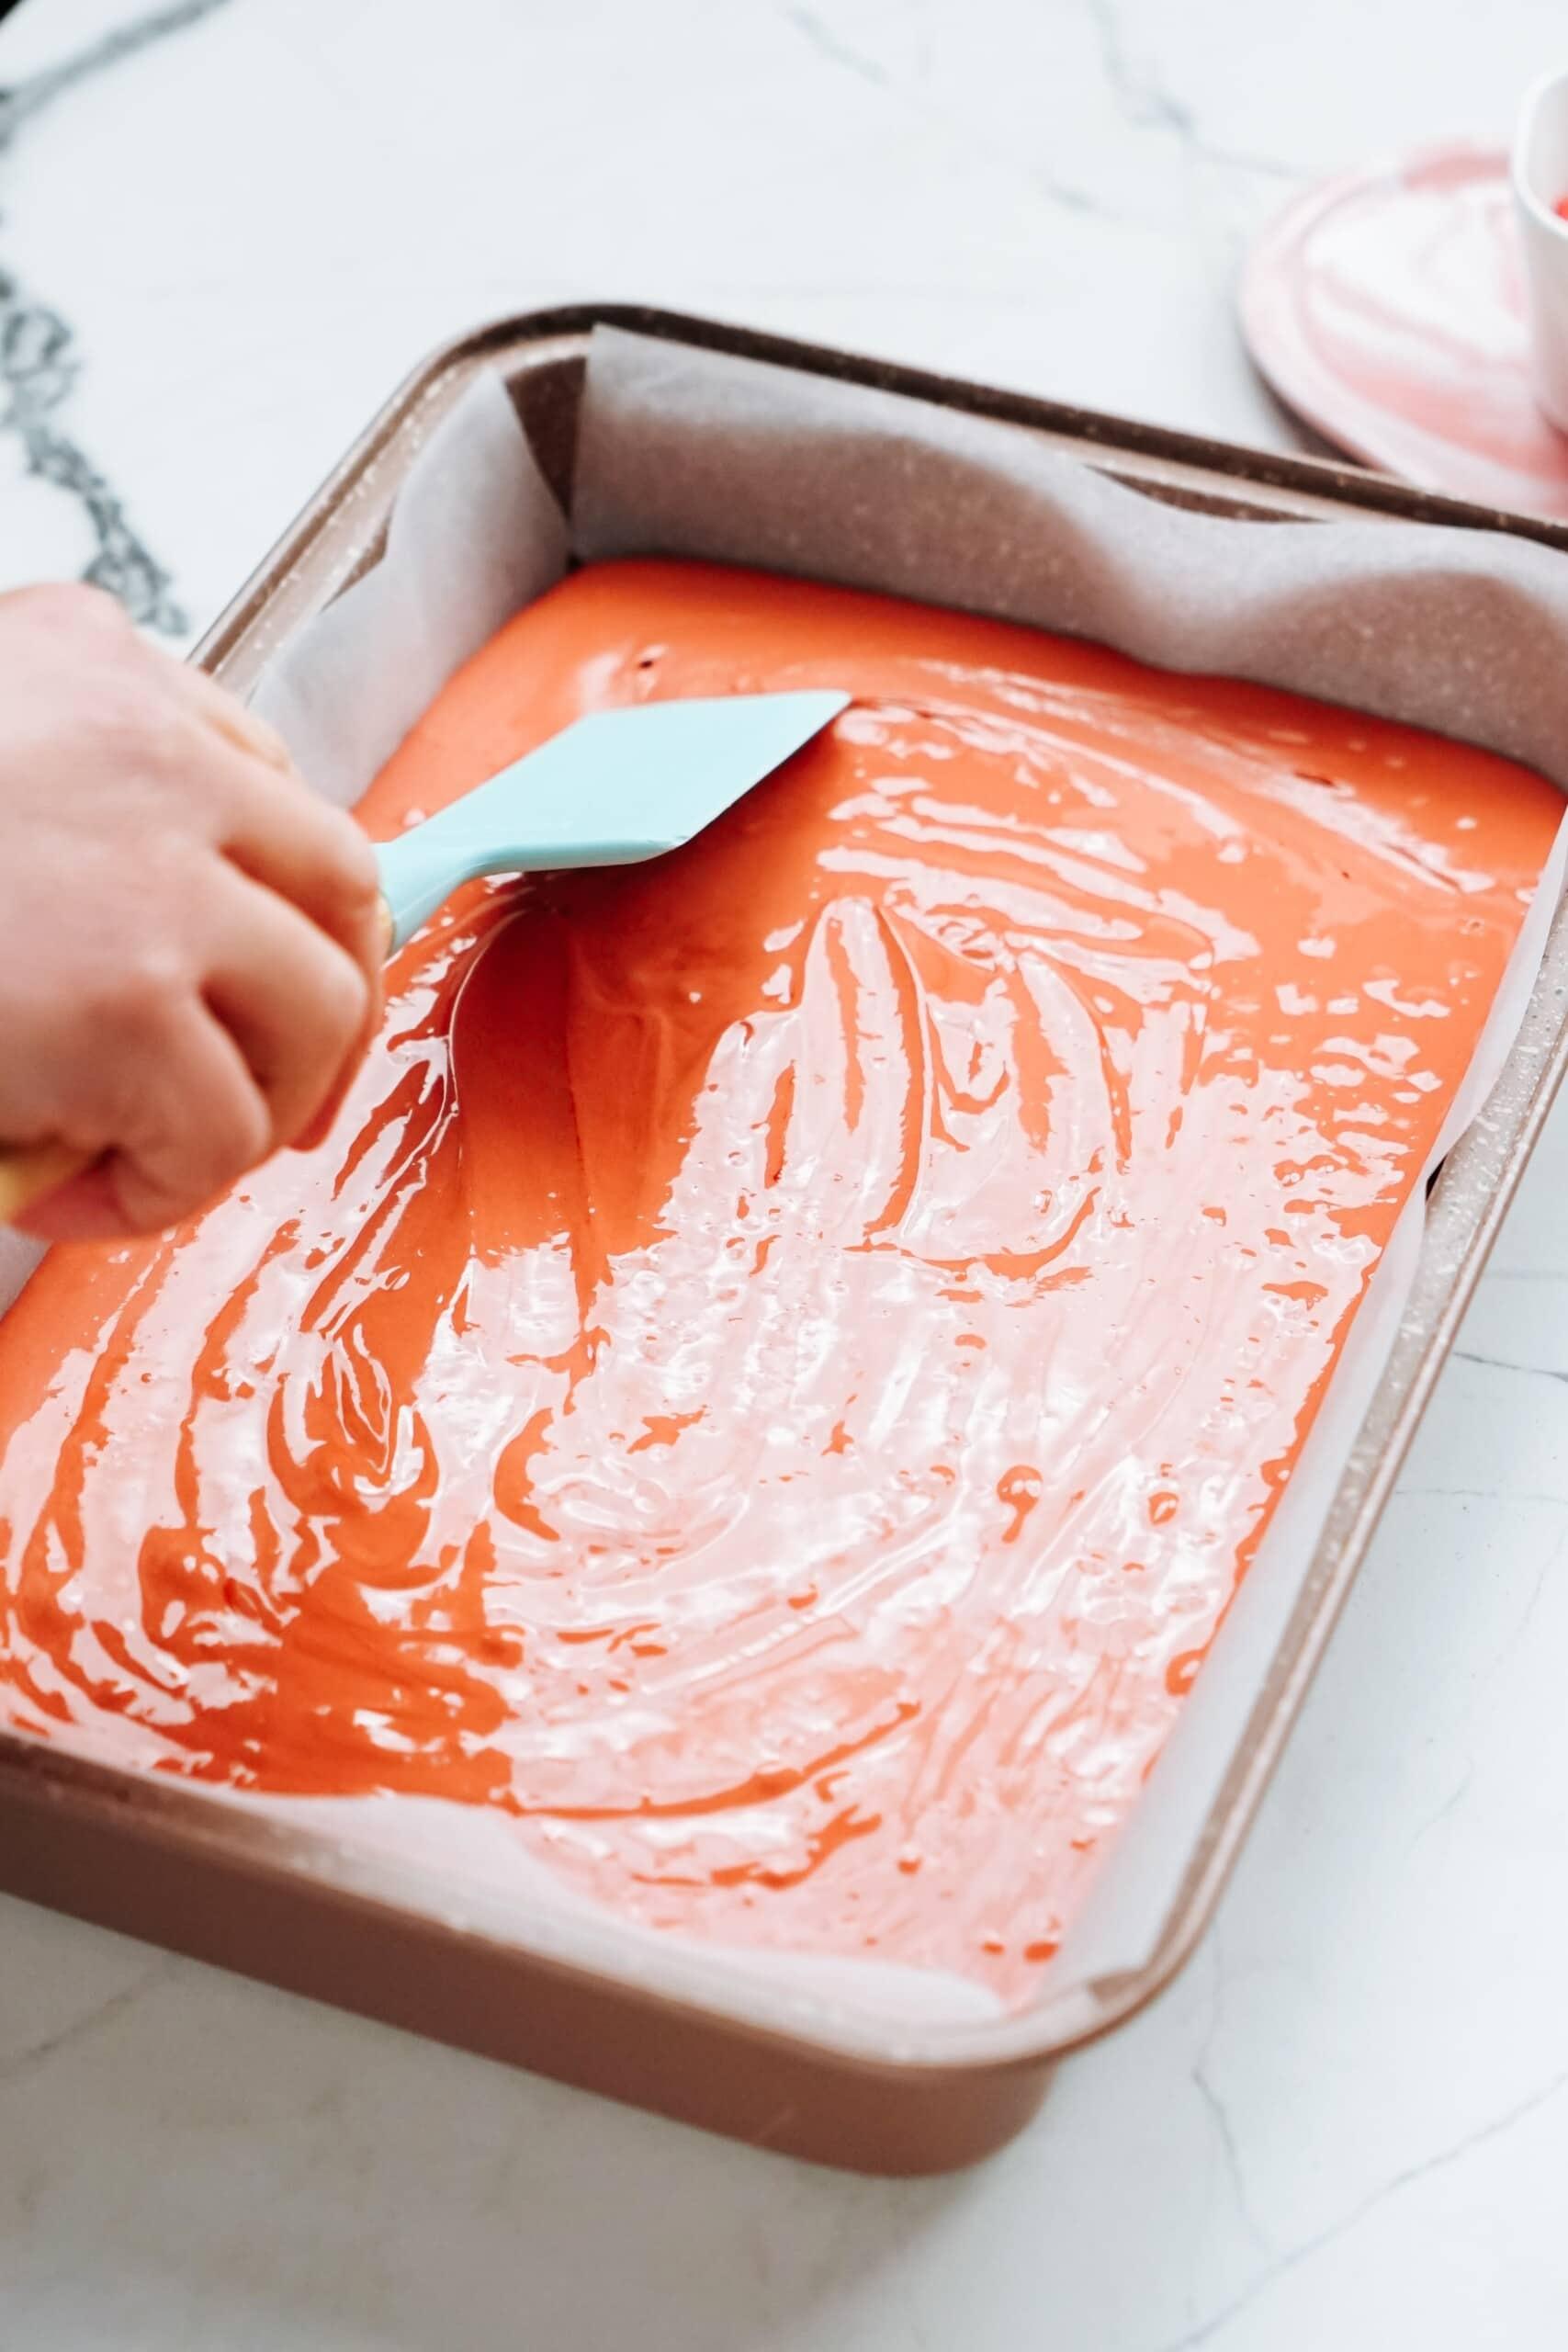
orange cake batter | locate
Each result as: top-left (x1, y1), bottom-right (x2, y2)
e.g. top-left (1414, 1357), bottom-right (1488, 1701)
top-left (0, 560), bottom-right (1558, 2007)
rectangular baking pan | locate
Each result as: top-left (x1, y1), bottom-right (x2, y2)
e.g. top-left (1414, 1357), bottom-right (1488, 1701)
top-left (3, 306), bottom-right (1565, 2177)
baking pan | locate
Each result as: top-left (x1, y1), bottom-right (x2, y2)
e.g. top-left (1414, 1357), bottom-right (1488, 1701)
top-left (2, 306), bottom-right (1566, 2177)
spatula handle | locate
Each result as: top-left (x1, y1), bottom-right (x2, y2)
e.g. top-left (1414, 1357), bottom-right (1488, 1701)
top-left (376, 831), bottom-right (467, 952)
top-left (0, 1138), bottom-right (97, 1225)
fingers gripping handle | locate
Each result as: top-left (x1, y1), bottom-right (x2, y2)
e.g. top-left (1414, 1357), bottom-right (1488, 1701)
top-left (0, 887), bottom-right (401, 1228)
top-left (0, 1138), bottom-right (96, 1225)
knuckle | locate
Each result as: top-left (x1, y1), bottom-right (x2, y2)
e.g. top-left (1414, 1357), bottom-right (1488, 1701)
top-left (62, 672), bottom-right (180, 780)
top-left (89, 691), bottom-right (189, 777)
top-left (7, 580), bottom-right (130, 641)
top-left (96, 948), bottom-right (191, 1039)
top-left (65, 581), bottom-right (129, 633)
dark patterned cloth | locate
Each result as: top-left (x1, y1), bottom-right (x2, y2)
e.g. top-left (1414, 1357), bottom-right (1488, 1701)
top-left (0, 0), bottom-right (236, 632)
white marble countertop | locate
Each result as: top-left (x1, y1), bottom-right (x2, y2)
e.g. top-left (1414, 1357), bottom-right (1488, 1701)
top-left (3, 2), bottom-right (1568, 2346)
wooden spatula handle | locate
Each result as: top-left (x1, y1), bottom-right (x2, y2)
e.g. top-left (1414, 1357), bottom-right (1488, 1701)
top-left (0, 1140), bottom-right (96, 1226)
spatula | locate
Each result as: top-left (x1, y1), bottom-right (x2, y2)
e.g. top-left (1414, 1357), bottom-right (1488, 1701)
top-left (0, 688), bottom-right (849, 1225)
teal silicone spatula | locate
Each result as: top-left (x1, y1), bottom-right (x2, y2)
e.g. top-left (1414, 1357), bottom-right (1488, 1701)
top-left (0, 688), bottom-right (849, 1224)
top-left (377, 689), bottom-right (849, 948)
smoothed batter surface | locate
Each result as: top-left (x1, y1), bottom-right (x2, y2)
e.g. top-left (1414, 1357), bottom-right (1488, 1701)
top-left (0, 560), bottom-right (1557, 2004)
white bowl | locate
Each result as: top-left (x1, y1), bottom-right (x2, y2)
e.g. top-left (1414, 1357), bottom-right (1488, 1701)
top-left (1513, 67), bottom-right (1568, 434)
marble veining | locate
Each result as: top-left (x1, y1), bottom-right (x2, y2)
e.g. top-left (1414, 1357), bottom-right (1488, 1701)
top-left (1156, 2053), bottom-right (1568, 2352)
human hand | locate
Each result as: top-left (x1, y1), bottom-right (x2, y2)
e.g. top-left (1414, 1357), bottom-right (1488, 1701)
top-left (0, 583), bottom-right (383, 1241)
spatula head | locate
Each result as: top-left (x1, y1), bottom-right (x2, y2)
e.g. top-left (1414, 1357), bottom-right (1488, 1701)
top-left (501, 691), bottom-right (852, 862)
top-left (377, 689), bottom-right (851, 948)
